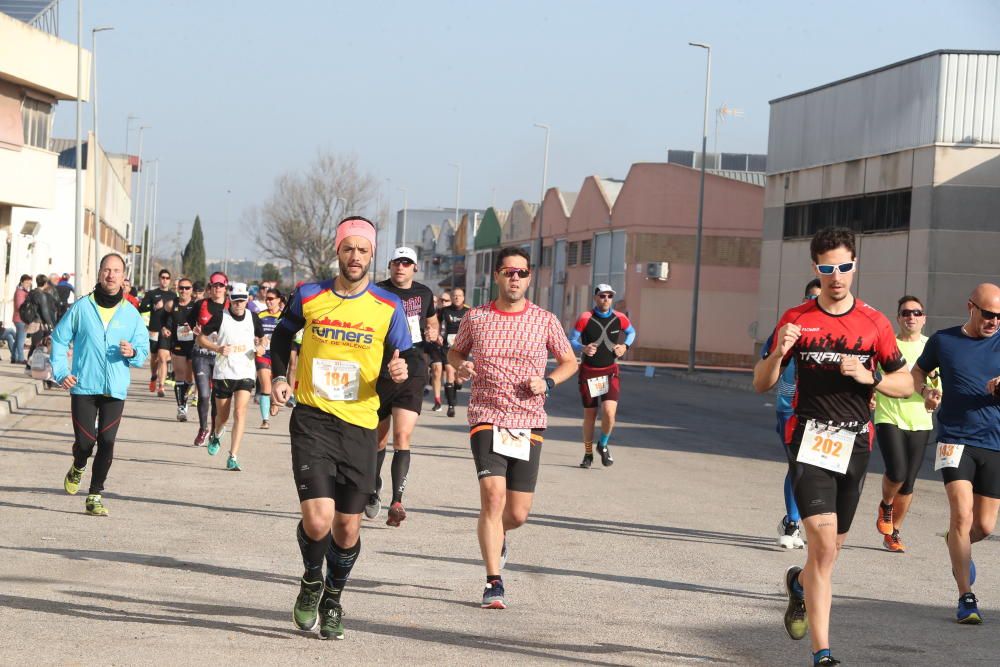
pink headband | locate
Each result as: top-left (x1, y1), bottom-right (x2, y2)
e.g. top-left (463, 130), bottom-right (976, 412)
top-left (335, 219), bottom-right (377, 252)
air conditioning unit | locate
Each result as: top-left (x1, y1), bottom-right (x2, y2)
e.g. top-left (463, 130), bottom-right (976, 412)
top-left (556, 271), bottom-right (567, 284)
top-left (646, 262), bottom-right (669, 281)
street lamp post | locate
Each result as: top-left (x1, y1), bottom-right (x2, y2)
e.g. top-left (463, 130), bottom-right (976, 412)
top-left (398, 187), bottom-right (408, 247)
top-left (448, 163), bottom-right (461, 289)
top-left (532, 123), bottom-right (549, 303)
top-left (74, 0), bottom-right (84, 292)
top-left (147, 161), bottom-right (160, 287)
top-left (141, 158), bottom-right (158, 287)
top-left (223, 189), bottom-right (232, 276)
top-left (91, 25), bottom-right (113, 267)
top-left (688, 41), bottom-right (711, 373)
top-left (130, 125), bottom-right (150, 280)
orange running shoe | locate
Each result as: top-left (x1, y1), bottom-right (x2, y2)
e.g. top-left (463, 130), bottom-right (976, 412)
top-left (876, 501), bottom-right (894, 536)
top-left (149, 379), bottom-right (156, 393)
top-left (883, 529), bottom-right (905, 553)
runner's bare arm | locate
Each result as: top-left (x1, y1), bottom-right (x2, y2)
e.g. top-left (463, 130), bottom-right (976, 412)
top-left (753, 322), bottom-right (800, 393)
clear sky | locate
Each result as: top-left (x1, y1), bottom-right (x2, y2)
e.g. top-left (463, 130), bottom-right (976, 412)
top-left (51, 0), bottom-right (1000, 262)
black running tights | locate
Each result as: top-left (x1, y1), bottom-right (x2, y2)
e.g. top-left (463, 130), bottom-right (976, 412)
top-left (71, 394), bottom-right (125, 495)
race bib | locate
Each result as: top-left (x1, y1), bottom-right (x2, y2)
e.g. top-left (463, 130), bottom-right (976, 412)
top-left (177, 324), bottom-right (194, 342)
top-left (447, 333), bottom-right (458, 347)
top-left (407, 315), bottom-right (423, 343)
top-left (934, 443), bottom-right (965, 471)
top-left (493, 427), bottom-right (531, 461)
top-left (797, 419), bottom-right (854, 474)
top-left (587, 375), bottom-right (610, 398)
top-left (312, 358), bottom-right (360, 401)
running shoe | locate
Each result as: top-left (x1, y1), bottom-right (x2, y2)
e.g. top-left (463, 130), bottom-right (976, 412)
top-left (456, 381), bottom-right (463, 391)
top-left (176, 405), bottom-right (187, 422)
top-left (447, 405), bottom-right (455, 418)
top-left (500, 535), bottom-right (508, 570)
top-left (597, 443), bottom-right (614, 467)
top-left (194, 428), bottom-right (209, 447)
top-left (207, 428), bottom-right (225, 456)
top-left (319, 595), bottom-right (345, 640)
top-left (876, 501), bottom-right (894, 536)
top-left (292, 579), bottom-right (323, 631)
top-left (883, 529), bottom-right (905, 553)
top-left (149, 379), bottom-right (156, 393)
top-left (226, 454), bottom-right (241, 471)
top-left (783, 566), bottom-right (808, 640)
top-left (481, 580), bottom-right (507, 609)
top-left (580, 453), bottom-right (593, 469)
top-left (63, 465), bottom-right (85, 495)
top-left (386, 502), bottom-right (407, 527)
top-left (957, 592), bottom-right (983, 624)
top-left (261, 420), bottom-right (270, 430)
top-left (85, 494), bottom-right (109, 517)
top-left (432, 400), bottom-right (442, 412)
top-left (777, 517), bottom-right (804, 550)
top-left (157, 388), bottom-right (165, 398)
top-left (364, 493), bottom-right (382, 520)
top-left (814, 654), bottom-right (841, 666)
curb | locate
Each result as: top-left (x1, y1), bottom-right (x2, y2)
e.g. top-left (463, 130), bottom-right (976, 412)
top-left (0, 375), bottom-right (48, 423)
top-left (648, 368), bottom-right (757, 393)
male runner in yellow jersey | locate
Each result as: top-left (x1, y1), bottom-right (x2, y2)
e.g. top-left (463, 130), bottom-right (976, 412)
top-left (269, 216), bottom-right (415, 640)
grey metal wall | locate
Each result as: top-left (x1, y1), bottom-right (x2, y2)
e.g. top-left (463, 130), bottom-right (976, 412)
top-left (937, 52), bottom-right (1000, 144)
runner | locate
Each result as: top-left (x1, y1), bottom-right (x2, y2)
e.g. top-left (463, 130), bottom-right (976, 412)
top-left (269, 216), bottom-right (414, 640)
top-left (448, 246), bottom-right (578, 610)
top-left (196, 282), bottom-right (263, 471)
top-left (439, 287), bottom-right (470, 417)
top-left (139, 269), bottom-right (177, 395)
top-left (913, 283), bottom-right (1000, 625)
top-left (764, 278), bottom-right (821, 549)
top-left (186, 271), bottom-right (230, 446)
top-left (365, 247), bottom-right (438, 525)
top-left (427, 292), bottom-right (452, 412)
top-left (569, 283), bottom-right (636, 469)
top-left (53, 253), bottom-right (149, 516)
top-left (873, 295), bottom-right (937, 553)
top-left (753, 227), bottom-right (913, 666)
top-left (150, 292), bottom-right (176, 398)
top-left (192, 281), bottom-right (206, 302)
top-left (256, 287), bottom-right (285, 429)
top-left (122, 278), bottom-right (140, 308)
top-left (169, 278), bottom-right (197, 421)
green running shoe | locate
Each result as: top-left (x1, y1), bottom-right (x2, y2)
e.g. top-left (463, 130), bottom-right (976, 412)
top-left (293, 579), bottom-right (323, 631)
top-left (64, 465), bottom-right (85, 495)
top-left (319, 593), bottom-right (345, 640)
top-left (85, 494), bottom-right (109, 517)
top-left (783, 566), bottom-right (808, 640)
top-left (207, 427), bottom-right (225, 456)
top-left (226, 454), bottom-right (241, 471)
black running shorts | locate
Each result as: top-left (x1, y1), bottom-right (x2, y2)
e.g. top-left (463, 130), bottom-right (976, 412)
top-left (172, 340), bottom-right (195, 357)
top-left (376, 374), bottom-right (425, 421)
top-left (788, 421), bottom-right (871, 534)
top-left (289, 403), bottom-right (376, 513)
top-left (940, 445), bottom-right (1000, 499)
top-left (213, 377), bottom-right (256, 399)
top-left (424, 342), bottom-right (445, 366)
top-left (470, 423), bottom-right (544, 493)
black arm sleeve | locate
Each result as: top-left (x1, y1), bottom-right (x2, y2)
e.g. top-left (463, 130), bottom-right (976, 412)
top-left (252, 312), bottom-right (264, 338)
top-left (270, 325), bottom-right (294, 378)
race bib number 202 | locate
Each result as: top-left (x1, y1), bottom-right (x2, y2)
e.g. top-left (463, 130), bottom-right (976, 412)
top-left (797, 419), bottom-right (855, 474)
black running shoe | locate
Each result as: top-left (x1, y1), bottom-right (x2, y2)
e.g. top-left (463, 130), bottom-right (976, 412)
top-left (597, 444), bottom-right (614, 467)
top-left (579, 453), bottom-right (593, 469)
top-left (815, 655), bottom-right (841, 666)
top-left (447, 405), bottom-right (455, 418)
top-left (783, 566), bottom-right (808, 640)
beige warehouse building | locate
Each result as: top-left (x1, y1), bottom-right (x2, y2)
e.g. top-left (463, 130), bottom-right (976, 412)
top-left (756, 50), bottom-right (1000, 342)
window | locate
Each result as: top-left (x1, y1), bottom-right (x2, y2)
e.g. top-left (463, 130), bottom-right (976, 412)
top-left (580, 239), bottom-right (592, 265)
top-left (783, 190), bottom-right (911, 239)
top-left (567, 241), bottom-right (579, 266)
top-left (542, 245), bottom-right (553, 268)
top-left (21, 98), bottom-right (52, 149)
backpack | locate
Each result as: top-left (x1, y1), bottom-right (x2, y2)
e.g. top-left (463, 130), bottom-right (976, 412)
top-left (19, 296), bottom-right (38, 324)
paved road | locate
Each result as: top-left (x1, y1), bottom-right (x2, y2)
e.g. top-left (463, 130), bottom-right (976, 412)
top-left (0, 367), bottom-right (996, 665)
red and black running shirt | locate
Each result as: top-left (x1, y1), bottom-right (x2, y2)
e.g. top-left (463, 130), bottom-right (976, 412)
top-left (764, 298), bottom-right (905, 431)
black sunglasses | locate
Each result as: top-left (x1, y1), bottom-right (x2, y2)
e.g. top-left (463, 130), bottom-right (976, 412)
top-left (210, 282), bottom-right (227, 288)
top-left (970, 300), bottom-right (1000, 321)
top-left (596, 293), bottom-right (614, 300)
top-left (898, 309), bottom-right (924, 317)
top-left (391, 258), bottom-right (415, 267)
top-left (177, 285), bottom-right (192, 291)
top-left (498, 268), bottom-right (530, 279)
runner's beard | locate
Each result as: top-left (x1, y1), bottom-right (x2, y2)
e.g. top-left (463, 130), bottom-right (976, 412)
top-left (338, 257), bottom-right (372, 286)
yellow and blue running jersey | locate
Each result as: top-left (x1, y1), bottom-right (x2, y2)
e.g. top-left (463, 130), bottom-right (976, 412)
top-left (279, 279), bottom-right (412, 429)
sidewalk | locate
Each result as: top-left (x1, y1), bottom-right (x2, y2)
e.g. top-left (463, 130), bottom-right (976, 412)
top-left (619, 360), bottom-right (756, 392)
top-left (0, 359), bottom-right (51, 421)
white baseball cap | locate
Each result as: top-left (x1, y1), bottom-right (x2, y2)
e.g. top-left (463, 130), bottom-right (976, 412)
top-left (594, 283), bottom-right (616, 296)
top-left (229, 282), bottom-right (250, 300)
top-left (391, 247), bottom-right (418, 266)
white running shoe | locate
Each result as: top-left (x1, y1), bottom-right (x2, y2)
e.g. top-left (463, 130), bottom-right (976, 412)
top-left (777, 517), bottom-right (804, 549)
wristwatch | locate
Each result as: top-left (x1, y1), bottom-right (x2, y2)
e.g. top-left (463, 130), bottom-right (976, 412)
top-left (544, 377), bottom-right (555, 396)
top-left (871, 370), bottom-right (883, 387)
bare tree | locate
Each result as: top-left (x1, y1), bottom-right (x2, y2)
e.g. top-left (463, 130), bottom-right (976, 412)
top-left (253, 151), bottom-right (379, 281)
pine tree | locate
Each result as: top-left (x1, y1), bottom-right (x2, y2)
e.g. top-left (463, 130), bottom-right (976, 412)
top-left (182, 215), bottom-right (207, 283)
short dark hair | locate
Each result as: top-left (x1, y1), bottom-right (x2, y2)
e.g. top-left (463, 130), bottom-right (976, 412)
top-left (804, 278), bottom-right (821, 297)
top-left (100, 253), bottom-right (126, 271)
top-left (35, 274), bottom-right (47, 287)
top-left (897, 295), bottom-right (923, 312)
top-left (809, 227), bottom-right (856, 263)
top-left (339, 216), bottom-right (375, 229)
top-left (192, 281), bottom-right (205, 292)
top-left (19, 274), bottom-right (31, 283)
top-left (493, 246), bottom-right (531, 273)
top-left (159, 269), bottom-right (171, 278)
top-left (266, 287), bottom-right (284, 302)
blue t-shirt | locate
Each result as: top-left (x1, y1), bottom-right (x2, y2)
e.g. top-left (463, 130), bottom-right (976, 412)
top-left (916, 326), bottom-right (1000, 451)
top-left (763, 332), bottom-right (796, 417)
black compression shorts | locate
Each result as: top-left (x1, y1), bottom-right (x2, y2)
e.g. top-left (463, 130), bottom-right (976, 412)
top-left (470, 423), bottom-right (544, 493)
top-left (875, 423), bottom-right (932, 495)
top-left (376, 374), bottom-right (426, 421)
top-left (213, 378), bottom-right (256, 399)
top-left (788, 421), bottom-right (871, 534)
top-left (424, 342), bottom-right (445, 366)
top-left (940, 445), bottom-right (1000, 499)
top-left (289, 403), bottom-right (376, 513)
top-left (172, 340), bottom-right (195, 357)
